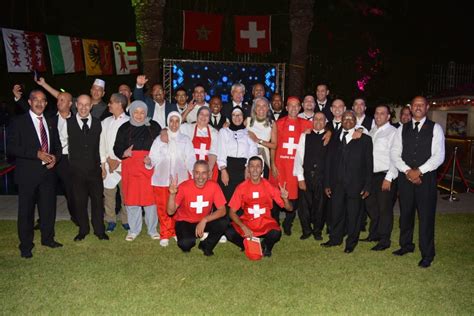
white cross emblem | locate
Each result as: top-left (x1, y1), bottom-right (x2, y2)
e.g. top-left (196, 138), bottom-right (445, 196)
top-left (248, 204), bottom-right (266, 218)
top-left (282, 137), bottom-right (298, 155)
top-left (252, 191), bottom-right (259, 199)
top-left (240, 22), bottom-right (266, 48)
top-left (194, 143), bottom-right (208, 160)
top-left (288, 125), bottom-right (295, 131)
top-left (190, 195), bottom-right (209, 214)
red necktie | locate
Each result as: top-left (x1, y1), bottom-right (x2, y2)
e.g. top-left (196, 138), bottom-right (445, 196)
top-left (38, 117), bottom-right (49, 153)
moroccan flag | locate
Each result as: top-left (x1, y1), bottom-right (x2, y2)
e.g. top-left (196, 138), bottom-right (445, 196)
top-left (46, 35), bottom-right (84, 74)
top-left (82, 39), bottom-right (113, 76)
top-left (182, 11), bottom-right (223, 52)
top-left (113, 41), bottom-right (139, 75)
top-left (234, 16), bottom-right (271, 53)
top-left (2, 28), bottom-right (47, 73)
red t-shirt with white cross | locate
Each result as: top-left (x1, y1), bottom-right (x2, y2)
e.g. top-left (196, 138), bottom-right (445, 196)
top-left (228, 178), bottom-right (285, 237)
top-left (174, 179), bottom-right (226, 223)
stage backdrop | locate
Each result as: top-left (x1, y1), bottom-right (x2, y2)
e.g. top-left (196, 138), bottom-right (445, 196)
top-left (163, 59), bottom-right (285, 103)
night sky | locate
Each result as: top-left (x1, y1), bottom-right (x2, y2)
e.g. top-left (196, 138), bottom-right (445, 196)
top-left (1, 0), bottom-right (472, 106)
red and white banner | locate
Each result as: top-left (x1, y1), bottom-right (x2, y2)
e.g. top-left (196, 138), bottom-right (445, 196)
top-left (2, 28), bottom-right (47, 73)
top-left (234, 16), bottom-right (271, 53)
top-left (113, 41), bottom-right (139, 75)
top-left (183, 11), bottom-right (224, 52)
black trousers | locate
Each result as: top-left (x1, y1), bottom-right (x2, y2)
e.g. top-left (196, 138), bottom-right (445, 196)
top-left (225, 225), bottom-right (282, 253)
top-left (218, 157), bottom-right (246, 202)
top-left (298, 172), bottom-right (326, 236)
top-left (272, 199), bottom-right (298, 228)
top-left (398, 171), bottom-right (437, 261)
top-left (17, 170), bottom-right (56, 253)
top-left (71, 167), bottom-right (105, 236)
top-left (365, 173), bottom-right (397, 246)
top-left (328, 183), bottom-right (363, 250)
top-left (55, 155), bottom-right (78, 225)
top-left (175, 217), bottom-right (228, 253)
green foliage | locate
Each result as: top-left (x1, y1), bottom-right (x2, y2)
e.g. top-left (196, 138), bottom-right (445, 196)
top-left (0, 214), bottom-right (472, 314)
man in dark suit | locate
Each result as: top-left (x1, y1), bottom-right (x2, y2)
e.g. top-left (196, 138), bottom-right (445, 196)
top-left (325, 98), bottom-right (346, 137)
top-left (323, 110), bottom-right (373, 253)
top-left (353, 97), bottom-right (373, 132)
top-left (222, 83), bottom-right (250, 119)
top-left (68, 94), bottom-right (108, 241)
top-left (209, 96), bottom-right (227, 130)
top-left (269, 93), bottom-right (287, 121)
top-left (133, 75), bottom-right (177, 127)
top-left (315, 83), bottom-right (333, 122)
top-left (8, 89), bottom-right (63, 258)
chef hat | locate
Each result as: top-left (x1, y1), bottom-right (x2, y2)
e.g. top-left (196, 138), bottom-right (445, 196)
top-left (93, 78), bottom-right (105, 89)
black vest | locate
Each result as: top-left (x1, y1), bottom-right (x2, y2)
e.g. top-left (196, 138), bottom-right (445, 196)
top-left (67, 116), bottom-right (102, 171)
top-left (401, 119), bottom-right (434, 169)
top-left (303, 131), bottom-right (327, 177)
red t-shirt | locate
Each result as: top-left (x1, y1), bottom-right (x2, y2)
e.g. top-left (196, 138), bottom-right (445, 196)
top-left (228, 179), bottom-right (285, 236)
top-left (174, 179), bottom-right (226, 223)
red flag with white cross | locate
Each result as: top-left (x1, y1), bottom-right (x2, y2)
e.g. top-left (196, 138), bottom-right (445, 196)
top-left (234, 15), bottom-right (271, 53)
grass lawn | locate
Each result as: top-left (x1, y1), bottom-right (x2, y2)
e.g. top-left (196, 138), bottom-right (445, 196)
top-left (0, 214), bottom-right (473, 315)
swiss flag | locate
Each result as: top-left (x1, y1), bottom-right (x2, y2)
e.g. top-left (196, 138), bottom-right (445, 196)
top-left (235, 16), bottom-right (271, 53)
top-left (183, 11), bottom-right (224, 52)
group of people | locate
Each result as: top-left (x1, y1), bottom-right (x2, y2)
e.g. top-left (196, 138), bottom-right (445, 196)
top-left (8, 76), bottom-right (445, 268)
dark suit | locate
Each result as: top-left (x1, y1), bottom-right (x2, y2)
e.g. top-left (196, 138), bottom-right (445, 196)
top-left (133, 86), bottom-right (177, 126)
top-left (315, 99), bottom-right (333, 122)
top-left (359, 115), bottom-right (373, 131)
top-left (7, 112), bottom-right (62, 254)
top-left (210, 112), bottom-right (227, 130)
top-left (222, 101), bottom-right (250, 120)
top-left (325, 131), bottom-right (373, 250)
top-left (50, 114), bottom-right (78, 225)
top-left (269, 108), bottom-right (287, 122)
top-left (67, 115), bottom-right (105, 237)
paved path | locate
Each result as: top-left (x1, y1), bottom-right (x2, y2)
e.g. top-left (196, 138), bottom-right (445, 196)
top-left (1, 191), bottom-right (473, 221)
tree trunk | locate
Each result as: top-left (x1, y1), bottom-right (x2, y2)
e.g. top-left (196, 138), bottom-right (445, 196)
top-left (288, 0), bottom-right (315, 97)
top-left (132, 0), bottom-right (166, 84)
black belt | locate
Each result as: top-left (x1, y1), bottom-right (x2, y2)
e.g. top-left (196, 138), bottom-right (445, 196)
top-left (373, 171), bottom-right (388, 176)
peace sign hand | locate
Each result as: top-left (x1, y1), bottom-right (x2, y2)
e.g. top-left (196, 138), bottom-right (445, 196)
top-left (169, 174), bottom-right (179, 194)
top-left (279, 182), bottom-right (289, 199)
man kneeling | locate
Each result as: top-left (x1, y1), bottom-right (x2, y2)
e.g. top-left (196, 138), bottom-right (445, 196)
top-left (226, 156), bottom-right (293, 257)
top-left (167, 160), bottom-right (227, 256)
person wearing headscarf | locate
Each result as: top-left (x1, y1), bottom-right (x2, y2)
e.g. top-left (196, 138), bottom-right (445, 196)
top-left (145, 111), bottom-right (196, 247)
top-left (113, 100), bottom-right (162, 241)
top-left (180, 106), bottom-right (219, 181)
top-left (217, 106), bottom-right (258, 202)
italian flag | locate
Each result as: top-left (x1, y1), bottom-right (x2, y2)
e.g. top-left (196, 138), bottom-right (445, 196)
top-left (46, 35), bottom-right (84, 74)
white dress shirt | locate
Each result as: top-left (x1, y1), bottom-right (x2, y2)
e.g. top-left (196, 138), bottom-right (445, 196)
top-left (369, 122), bottom-right (398, 181)
top-left (146, 132), bottom-right (196, 186)
top-left (30, 110), bottom-right (50, 153)
top-left (57, 112), bottom-right (71, 155)
top-left (211, 113), bottom-right (222, 126)
top-left (317, 100), bottom-right (328, 111)
top-left (177, 103), bottom-right (188, 114)
top-left (180, 123), bottom-right (219, 156)
top-left (332, 120), bottom-right (342, 130)
top-left (152, 101), bottom-right (166, 128)
top-left (185, 102), bottom-right (209, 124)
top-left (76, 113), bottom-right (92, 129)
top-left (216, 127), bottom-right (258, 169)
top-left (100, 113), bottom-right (129, 172)
top-left (391, 117), bottom-right (445, 175)
top-left (297, 112), bottom-right (314, 121)
top-left (293, 129), bottom-right (325, 181)
top-left (340, 127), bottom-right (355, 144)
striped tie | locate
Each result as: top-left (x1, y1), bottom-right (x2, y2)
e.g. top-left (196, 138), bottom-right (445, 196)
top-left (38, 117), bottom-right (49, 153)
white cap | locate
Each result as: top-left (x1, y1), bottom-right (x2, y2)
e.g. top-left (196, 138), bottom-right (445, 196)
top-left (93, 78), bottom-right (105, 89)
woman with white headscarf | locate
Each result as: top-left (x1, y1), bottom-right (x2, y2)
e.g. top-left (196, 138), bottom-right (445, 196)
top-left (145, 111), bottom-right (196, 247)
top-left (114, 100), bottom-right (162, 241)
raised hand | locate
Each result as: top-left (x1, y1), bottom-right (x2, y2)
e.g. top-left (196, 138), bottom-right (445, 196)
top-left (168, 174), bottom-right (179, 194)
top-left (35, 77), bottom-right (46, 87)
top-left (136, 75), bottom-right (148, 87)
top-left (12, 84), bottom-right (23, 100)
top-left (279, 182), bottom-right (289, 199)
top-left (122, 144), bottom-right (134, 158)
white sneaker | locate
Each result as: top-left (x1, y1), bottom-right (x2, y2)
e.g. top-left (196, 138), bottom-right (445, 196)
top-left (151, 233), bottom-right (160, 240)
top-left (160, 239), bottom-right (169, 247)
top-left (125, 233), bottom-right (137, 241)
top-left (219, 235), bottom-right (227, 243)
top-left (200, 232), bottom-right (209, 241)
top-left (173, 236), bottom-right (177, 242)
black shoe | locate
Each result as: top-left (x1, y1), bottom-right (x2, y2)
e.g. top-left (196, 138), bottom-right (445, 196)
top-left (313, 234), bottom-right (323, 241)
top-left (97, 233), bottom-right (109, 240)
top-left (392, 248), bottom-right (414, 256)
top-left (371, 244), bottom-right (390, 251)
top-left (418, 259), bottom-right (432, 268)
top-left (42, 241), bottom-right (63, 248)
top-left (282, 225), bottom-right (292, 236)
top-left (198, 242), bottom-right (214, 256)
top-left (74, 234), bottom-right (86, 242)
top-left (21, 251), bottom-right (33, 259)
top-left (321, 241), bottom-right (340, 247)
top-left (300, 233), bottom-right (312, 240)
top-left (344, 247), bottom-right (354, 253)
top-left (359, 236), bottom-right (379, 242)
